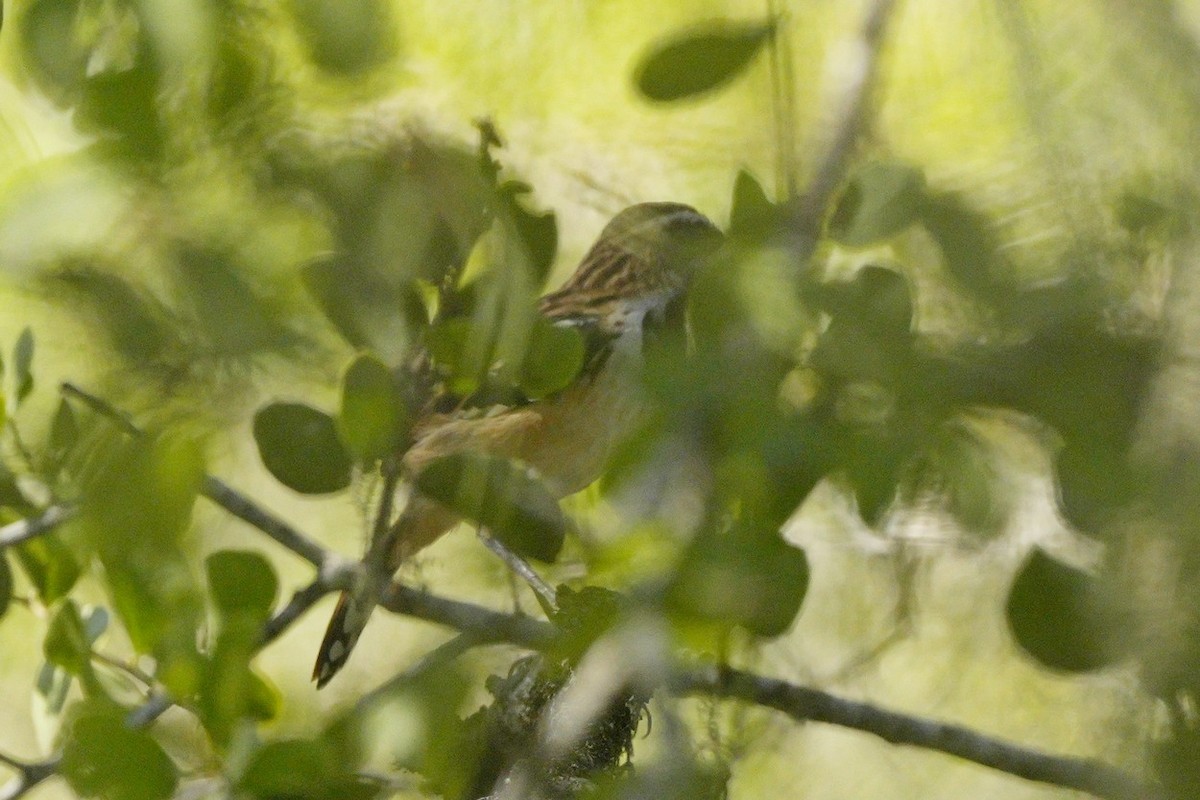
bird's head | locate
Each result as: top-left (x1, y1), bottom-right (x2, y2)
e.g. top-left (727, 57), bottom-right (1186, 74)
top-left (540, 202), bottom-right (723, 329)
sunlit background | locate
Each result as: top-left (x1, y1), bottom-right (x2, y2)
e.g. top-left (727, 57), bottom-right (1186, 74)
top-left (1, 1), bottom-right (1198, 798)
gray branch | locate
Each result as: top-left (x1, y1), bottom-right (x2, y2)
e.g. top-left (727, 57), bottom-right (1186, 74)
top-left (0, 505), bottom-right (75, 549)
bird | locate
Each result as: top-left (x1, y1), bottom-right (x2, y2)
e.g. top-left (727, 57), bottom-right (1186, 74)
top-left (313, 201), bottom-right (723, 687)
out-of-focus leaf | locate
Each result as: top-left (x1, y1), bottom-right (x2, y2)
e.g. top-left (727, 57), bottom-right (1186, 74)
top-left (667, 524), bottom-right (809, 637)
top-left (20, 0), bottom-right (87, 103)
top-left (49, 399), bottom-right (80, 469)
top-left (415, 453), bottom-right (567, 562)
top-left (1006, 548), bottom-right (1129, 672)
top-left (635, 20), bottom-right (775, 102)
top-left (338, 354), bottom-right (409, 462)
top-left (172, 245), bottom-right (297, 357)
top-left (48, 268), bottom-right (178, 364)
top-left (253, 402), bottom-right (352, 495)
top-left (550, 585), bottom-right (624, 662)
top-left (80, 434), bottom-right (204, 682)
top-left (77, 51), bottom-right (165, 162)
top-left (919, 192), bottom-right (1005, 297)
top-left (829, 162), bottom-right (925, 247)
top-left (497, 187), bottom-right (558, 286)
top-left (728, 169), bottom-right (784, 243)
top-left (519, 318), bottom-right (585, 399)
top-left (44, 600), bottom-right (91, 676)
top-left (16, 534), bottom-right (82, 603)
top-left (1114, 190), bottom-right (1171, 235)
top-left (238, 738), bottom-right (378, 800)
top-left (61, 700), bottom-right (178, 800)
top-left (206, 550), bottom-right (278, 623)
top-left (904, 422), bottom-right (1007, 538)
top-left (301, 257), bottom-right (419, 363)
top-left (32, 661), bottom-right (72, 754)
top-left (291, 0), bottom-right (397, 75)
top-left (200, 551), bottom-right (281, 746)
top-left (13, 327), bottom-right (33, 404)
top-left (0, 552), bottom-right (11, 619)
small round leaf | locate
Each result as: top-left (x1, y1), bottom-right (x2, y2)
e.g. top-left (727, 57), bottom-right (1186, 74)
top-left (253, 402), bottom-right (352, 494)
top-left (337, 354), bottom-right (408, 462)
top-left (1006, 548), bottom-right (1129, 672)
top-left (206, 550), bottom-right (279, 621)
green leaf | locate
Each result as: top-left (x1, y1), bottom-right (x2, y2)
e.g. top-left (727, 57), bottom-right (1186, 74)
top-left (635, 20), bottom-right (775, 102)
top-left (415, 453), bottom-right (567, 562)
top-left (80, 434), bottom-right (204, 675)
top-left (728, 169), bottom-right (783, 243)
top-left (829, 162), bottom-right (926, 247)
top-left (253, 402), bottom-right (352, 494)
top-left (199, 613), bottom-right (276, 749)
top-left (337, 354), bottom-right (409, 462)
top-left (291, 0), bottom-right (397, 75)
top-left (49, 398), bottom-right (80, 465)
top-left (1006, 548), bottom-right (1130, 673)
top-left (32, 661), bottom-right (73, 753)
top-left (45, 600), bottom-right (91, 676)
top-left (14, 326), bottom-right (34, 404)
top-left (61, 700), bottom-right (178, 800)
top-left (238, 739), bottom-right (377, 800)
top-left (16, 533), bottom-right (82, 603)
top-left (0, 551), bottom-right (11, 619)
top-left (519, 318), bottom-right (585, 399)
top-left (667, 525), bottom-right (809, 637)
top-left (206, 550), bottom-right (279, 622)
top-left (905, 422), bottom-right (1008, 539)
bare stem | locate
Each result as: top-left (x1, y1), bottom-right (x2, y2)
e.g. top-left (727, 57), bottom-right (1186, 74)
top-left (0, 505), bottom-right (75, 549)
top-left (674, 664), bottom-right (1160, 800)
top-left (477, 529), bottom-right (558, 613)
top-left (200, 476), bottom-right (327, 568)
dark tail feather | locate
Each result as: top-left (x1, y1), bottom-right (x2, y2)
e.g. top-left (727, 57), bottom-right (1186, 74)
top-left (313, 589), bottom-right (370, 688)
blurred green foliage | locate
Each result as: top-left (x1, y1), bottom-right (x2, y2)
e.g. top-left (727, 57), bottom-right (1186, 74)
top-left (0, 2), bottom-right (1197, 800)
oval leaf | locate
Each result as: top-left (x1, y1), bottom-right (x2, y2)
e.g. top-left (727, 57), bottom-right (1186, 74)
top-left (829, 162), bottom-right (926, 247)
top-left (667, 525), bottom-right (809, 637)
top-left (635, 21), bottom-right (775, 102)
top-left (14, 326), bottom-right (34, 404)
top-left (62, 701), bottom-right (178, 800)
top-left (337, 354), bottom-right (409, 462)
top-left (415, 453), bottom-right (566, 562)
top-left (519, 318), bottom-right (585, 399)
top-left (253, 402), bottom-right (352, 494)
top-left (206, 550), bottom-right (279, 621)
top-left (1006, 548), bottom-right (1129, 672)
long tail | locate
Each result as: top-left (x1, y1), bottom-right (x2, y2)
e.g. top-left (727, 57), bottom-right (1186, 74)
top-left (312, 569), bottom-right (387, 688)
top-left (312, 496), bottom-right (459, 688)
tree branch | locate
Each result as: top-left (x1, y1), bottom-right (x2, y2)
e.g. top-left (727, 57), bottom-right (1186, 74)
top-left (673, 665), bottom-right (1160, 800)
top-left (0, 505), bottom-right (75, 549)
top-left (200, 476), bottom-right (328, 568)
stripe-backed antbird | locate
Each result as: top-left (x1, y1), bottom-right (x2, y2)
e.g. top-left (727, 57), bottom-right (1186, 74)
top-left (313, 202), bottom-right (723, 687)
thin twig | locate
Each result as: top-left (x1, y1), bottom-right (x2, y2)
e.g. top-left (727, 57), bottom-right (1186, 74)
top-left (200, 476), bottom-right (327, 568)
top-left (260, 579), bottom-right (333, 645)
top-left (354, 632), bottom-right (483, 713)
top-left (60, 382), bottom-right (141, 436)
top-left (381, 583), bottom-right (556, 651)
top-left (674, 665), bottom-right (1160, 800)
top-left (477, 529), bottom-right (558, 613)
top-left (0, 505), bottom-right (75, 549)
top-left (60, 383), bottom-right (331, 568)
